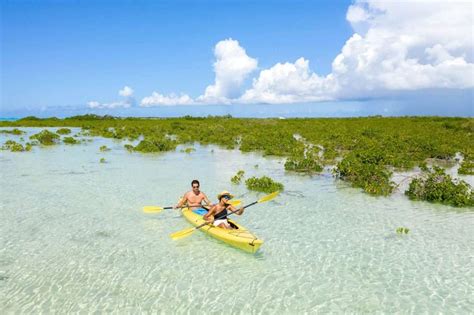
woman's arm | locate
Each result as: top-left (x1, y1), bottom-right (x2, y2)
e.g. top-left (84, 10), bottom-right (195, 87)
top-left (203, 205), bottom-right (216, 221)
top-left (227, 205), bottom-right (244, 215)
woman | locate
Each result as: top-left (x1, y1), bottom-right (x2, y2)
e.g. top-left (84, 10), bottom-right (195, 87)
top-left (204, 191), bottom-right (244, 229)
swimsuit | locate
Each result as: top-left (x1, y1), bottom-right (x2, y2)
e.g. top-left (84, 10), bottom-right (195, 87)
top-left (213, 206), bottom-right (230, 227)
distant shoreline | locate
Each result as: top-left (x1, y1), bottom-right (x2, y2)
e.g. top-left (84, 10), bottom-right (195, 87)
top-left (1, 114), bottom-right (473, 121)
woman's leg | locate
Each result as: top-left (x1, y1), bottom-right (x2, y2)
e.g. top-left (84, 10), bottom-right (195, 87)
top-left (218, 223), bottom-right (232, 229)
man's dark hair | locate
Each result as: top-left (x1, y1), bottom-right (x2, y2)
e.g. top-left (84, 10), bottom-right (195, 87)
top-left (191, 179), bottom-right (200, 187)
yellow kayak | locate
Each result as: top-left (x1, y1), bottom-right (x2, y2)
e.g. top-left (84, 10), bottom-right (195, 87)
top-left (181, 207), bottom-right (263, 253)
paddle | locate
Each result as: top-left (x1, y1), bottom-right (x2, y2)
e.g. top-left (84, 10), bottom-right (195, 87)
top-left (143, 206), bottom-right (174, 213)
top-left (170, 191), bottom-right (279, 240)
top-left (143, 200), bottom-right (241, 213)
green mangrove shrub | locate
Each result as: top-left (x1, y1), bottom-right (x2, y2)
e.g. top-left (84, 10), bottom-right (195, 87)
top-left (396, 227), bottom-right (410, 234)
top-left (124, 144), bottom-right (134, 152)
top-left (17, 116), bottom-right (41, 121)
top-left (335, 150), bottom-right (394, 196)
top-left (2, 140), bottom-right (30, 152)
top-left (0, 128), bottom-right (25, 135)
top-left (458, 160), bottom-right (474, 175)
top-left (231, 170), bottom-right (245, 184)
top-left (30, 130), bottom-right (60, 145)
top-left (245, 176), bottom-right (284, 193)
top-left (56, 128), bottom-right (71, 135)
top-left (100, 158), bottom-right (106, 163)
top-left (2, 115), bottom-right (473, 206)
top-left (63, 137), bottom-right (79, 144)
top-left (100, 145), bottom-right (111, 152)
top-left (240, 130), bottom-right (304, 157)
top-left (285, 151), bottom-right (323, 173)
top-left (65, 114), bottom-right (116, 121)
top-left (405, 166), bottom-right (474, 207)
top-left (132, 136), bottom-right (177, 153)
top-left (181, 147), bottom-right (195, 154)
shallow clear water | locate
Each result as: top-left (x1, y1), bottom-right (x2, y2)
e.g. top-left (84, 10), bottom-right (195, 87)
top-left (1, 128), bottom-right (473, 313)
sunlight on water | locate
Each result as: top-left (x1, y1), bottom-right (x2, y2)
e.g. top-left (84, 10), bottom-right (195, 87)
top-left (1, 128), bottom-right (473, 313)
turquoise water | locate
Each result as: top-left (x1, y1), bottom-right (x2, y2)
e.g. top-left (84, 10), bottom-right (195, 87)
top-left (1, 128), bottom-right (473, 313)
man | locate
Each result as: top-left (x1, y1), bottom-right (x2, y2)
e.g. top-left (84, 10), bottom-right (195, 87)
top-left (174, 180), bottom-right (212, 210)
top-left (204, 191), bottom-right (244, 229)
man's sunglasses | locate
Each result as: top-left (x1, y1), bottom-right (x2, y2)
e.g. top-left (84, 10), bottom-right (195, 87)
top-left (192, 185), bottom-right (199, 188)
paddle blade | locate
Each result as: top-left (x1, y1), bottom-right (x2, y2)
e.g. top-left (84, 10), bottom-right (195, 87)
top-left (258, 191), bottom-right (280, 203)
top-left (143, 206), bottom-right (164, 213)
top-left (170, 227), bottom-right (196, 240)
top-left (228, 200), bottom-right (241, 206)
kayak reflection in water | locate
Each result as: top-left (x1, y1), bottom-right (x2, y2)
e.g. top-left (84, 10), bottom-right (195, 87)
top-left (174, 179), bottom-right (212, 210)
top-left (204, 191), bottom-right (244, 229)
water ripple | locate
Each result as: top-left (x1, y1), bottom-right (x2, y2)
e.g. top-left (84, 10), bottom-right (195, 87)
top-left (1, 132), bottom-right (473, 313)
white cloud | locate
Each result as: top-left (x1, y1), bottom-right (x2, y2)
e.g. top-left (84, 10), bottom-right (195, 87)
top-left (332, 0), bottom-right (472, 97)
top-left (198, 38), bottom-right (257, 102)
top-left (141, 92), bottom-right (194, 106)
top-left (87, 101), bottom-right (101, 109)
top-left (116, 1), bottom-right (474, 107)
top-left (87, 100), bottom-right (131, 109)
top-left (346, 4), bottom-right (369, 24)
top-left (141, 38), bottom-right (258, 106)
top-left (240, 58), bottom-right (336, 104)
top-left (243, 0), bottom-right (473, 103)
top-left (119, 86), bottom-right (134, 97)
top-left (87, 86), bottom-right (135, 109)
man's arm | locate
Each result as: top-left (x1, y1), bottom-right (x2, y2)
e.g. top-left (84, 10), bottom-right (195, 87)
top-left (174, 193), bottom-right (188, 209)
top-left (202, 193), bottom-right (212, 207)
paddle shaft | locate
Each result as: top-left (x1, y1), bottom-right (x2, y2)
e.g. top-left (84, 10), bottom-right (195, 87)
top-left (221, 201), bottom-right (258, 218)
top-left (163, 204), bottom-right (210, 210)
top-left (167, 199), bottom-right (238, 211)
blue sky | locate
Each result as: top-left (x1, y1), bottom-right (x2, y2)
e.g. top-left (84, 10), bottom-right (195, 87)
top-left (1, 0), bottom-right (472, 117)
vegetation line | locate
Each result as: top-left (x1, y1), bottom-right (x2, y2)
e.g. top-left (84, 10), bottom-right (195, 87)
top-left (1, 114), bottom-right (472, 207)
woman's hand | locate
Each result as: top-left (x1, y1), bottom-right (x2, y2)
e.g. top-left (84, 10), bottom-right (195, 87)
top-left (204, 215), bottom-right (214, 223)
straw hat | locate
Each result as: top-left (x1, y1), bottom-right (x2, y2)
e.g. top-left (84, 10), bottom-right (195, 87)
top-left (217, 190), bottom-right (234, 200)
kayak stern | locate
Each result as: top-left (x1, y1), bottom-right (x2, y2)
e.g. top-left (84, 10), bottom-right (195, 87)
top-left (181, 208), bottom-right (263, 253)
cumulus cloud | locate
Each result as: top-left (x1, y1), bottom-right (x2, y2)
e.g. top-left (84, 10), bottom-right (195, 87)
top-left (346, 4), bottom-right (370, 24)
top-left (87, 101), bottom-right (101, 109)
top-left (198, 38), bottom-right (258, 102)
top-left (328, 0), bottom-right (473, 98)
top-left (141, 38), bottom-right (258, 106)
top-left (119, 86), bottom-right (134, 97)
top-left (241, 0), bottom-right (473, 103)
top-left (240, 58), bottom-right (336, 104)
top-left (87, 86), bottom-right (135, 109)
top-left (87, 100), bottom-right (130, 109)
top-left (141, 92), bottom-right (194, 106)
top-left (136, 0), bottom-right (473, 106)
